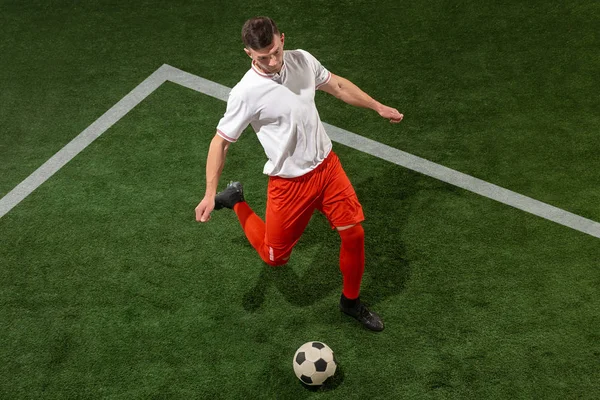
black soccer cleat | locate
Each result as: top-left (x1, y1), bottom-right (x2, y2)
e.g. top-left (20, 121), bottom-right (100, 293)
top-left (214, 181), bottom-right (245, 210)
top-left (340, 295), bottom-right (384, 332)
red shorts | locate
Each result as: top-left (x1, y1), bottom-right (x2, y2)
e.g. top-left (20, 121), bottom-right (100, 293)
top-left (264, 151), bottom-right (364, 262)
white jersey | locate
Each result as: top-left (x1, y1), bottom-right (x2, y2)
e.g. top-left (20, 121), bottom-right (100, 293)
top-left (216, 49), bottom-right (332, 178)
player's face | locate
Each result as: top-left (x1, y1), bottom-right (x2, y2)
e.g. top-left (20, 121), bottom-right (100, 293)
top-left (246, 33), bottom-right (285, 74)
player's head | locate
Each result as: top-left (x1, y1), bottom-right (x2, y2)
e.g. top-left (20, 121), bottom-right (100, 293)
top-left (242, 16), bottom-right (285, 74)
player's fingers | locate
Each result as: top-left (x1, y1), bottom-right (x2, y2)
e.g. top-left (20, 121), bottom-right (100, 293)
top-left (195, 206), bottom-right (205, 222)
top-left (200, 209), bottom-right (212, 222)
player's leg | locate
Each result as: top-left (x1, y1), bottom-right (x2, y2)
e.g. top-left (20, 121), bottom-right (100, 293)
top-left (337, 223), bottom-right (365, 301)
top-left (232, 201), bottom-right (275, 264)
top-left (318, 152), bottom-right (384, 332)
top-left (336, 223), bottom-right (383, 332)
top-left (213, 180), bottom-right (315, 266)
top-left (213, 181), bottom-right (274, 264)
top-left (263, 175), bottom-right (317, 266)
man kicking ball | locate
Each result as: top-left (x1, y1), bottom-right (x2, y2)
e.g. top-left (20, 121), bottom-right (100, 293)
top-left (195, 16), bottom-right (403, 331)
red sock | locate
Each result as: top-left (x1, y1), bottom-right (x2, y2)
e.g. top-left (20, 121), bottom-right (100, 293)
top-left (233, 202), bottom-right (270, 263)
top-left (338, 224), bottom-right (365, 299)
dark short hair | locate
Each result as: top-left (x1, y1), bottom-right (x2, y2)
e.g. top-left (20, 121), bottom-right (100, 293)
top-left (242, 17), bottom-right (280, 50)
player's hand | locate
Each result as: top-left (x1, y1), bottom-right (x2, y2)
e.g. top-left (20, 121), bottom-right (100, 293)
top-left (195, 196), bottom-right (215, 222)
top-left (378, 105), bottom-right (403, 123)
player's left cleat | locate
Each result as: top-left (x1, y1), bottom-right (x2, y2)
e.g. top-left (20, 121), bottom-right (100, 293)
top-left (214, 181), bottom-right (245, 210)
top-left (339, 295), bottom-right (384, 332)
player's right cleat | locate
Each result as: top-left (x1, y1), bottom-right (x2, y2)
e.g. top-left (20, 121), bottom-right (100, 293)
top-left (214, 181), bottom-right (245, 210)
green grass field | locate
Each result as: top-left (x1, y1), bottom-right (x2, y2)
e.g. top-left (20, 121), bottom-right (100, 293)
top-left (1, 1), bottom-right (600, 398)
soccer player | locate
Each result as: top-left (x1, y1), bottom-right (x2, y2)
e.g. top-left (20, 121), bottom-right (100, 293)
top-left (195, 17), bottom-right (403, 332)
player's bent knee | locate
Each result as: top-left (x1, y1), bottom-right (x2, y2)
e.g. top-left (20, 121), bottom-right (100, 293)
top-left (260, 246), bottom-right (291, 267)
top-left (336, 223), bottom-right (357, 232)
top-left (338, 223), bottom-right (364, 243)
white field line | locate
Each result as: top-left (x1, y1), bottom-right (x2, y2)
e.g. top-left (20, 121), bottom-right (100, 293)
top-left (1, 64), bottom-right (599, 240)
top-left (0, 65), bottom-right (170, 219)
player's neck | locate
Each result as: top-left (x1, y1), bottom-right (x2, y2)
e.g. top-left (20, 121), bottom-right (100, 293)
top-left (252, 60), bottom-right (284, 75)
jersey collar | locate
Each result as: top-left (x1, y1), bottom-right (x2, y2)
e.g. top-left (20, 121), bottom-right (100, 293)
top-left (251, 60), bottom-right (286, 81)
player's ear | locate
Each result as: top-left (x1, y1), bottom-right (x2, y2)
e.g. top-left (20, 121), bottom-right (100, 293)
top-left (280, 33), bottom-right (285, 45)
top-left (244, 47), bottom-right (252, 58)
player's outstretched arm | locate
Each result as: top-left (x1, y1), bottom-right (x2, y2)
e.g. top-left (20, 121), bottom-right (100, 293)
top-left (319, 73), bottom-right (403, 123)
top-left (195, 133), bottom-right (231, 223)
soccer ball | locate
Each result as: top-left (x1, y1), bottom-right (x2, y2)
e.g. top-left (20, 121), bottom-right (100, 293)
top-left (292, 341), bottom-right (337, 386)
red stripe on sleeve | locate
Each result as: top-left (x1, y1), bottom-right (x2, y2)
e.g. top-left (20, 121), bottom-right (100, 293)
top-left (216, 129), bottom-right (238, 143)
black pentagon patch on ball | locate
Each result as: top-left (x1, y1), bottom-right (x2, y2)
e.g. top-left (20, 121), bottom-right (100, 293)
top-left (295, 352), bottom-right (306, 365)
top-left (314, 358), bottom-right (328, 372)
top-left (300, 375), bottom-right (313, 384)
top-left (312, 342), bottom-right (325, 350)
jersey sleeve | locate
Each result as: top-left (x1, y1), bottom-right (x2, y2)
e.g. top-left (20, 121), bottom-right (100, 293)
top-left (216, 89), bottom-right (254, 142)
top-left (298, 49), bottom-right (332, 89)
